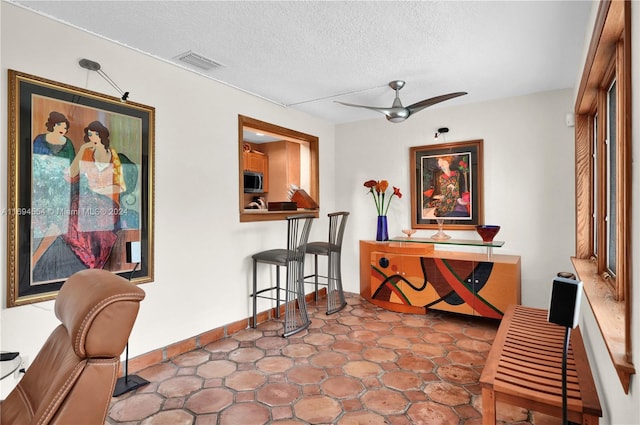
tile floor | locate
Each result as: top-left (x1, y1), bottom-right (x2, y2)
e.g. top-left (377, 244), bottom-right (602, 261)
top-left (106, 293), bottom-right (561, 425)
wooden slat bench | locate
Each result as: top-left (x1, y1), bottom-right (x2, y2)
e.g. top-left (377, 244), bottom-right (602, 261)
top-left (480, 304), bottom-right (602, 425)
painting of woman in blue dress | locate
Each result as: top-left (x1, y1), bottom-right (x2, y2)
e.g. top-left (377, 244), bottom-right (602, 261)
top-left (32, 111), bottom-right (77, 280)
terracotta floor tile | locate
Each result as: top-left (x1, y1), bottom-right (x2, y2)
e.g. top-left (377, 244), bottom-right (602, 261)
top-left (376, 335), bottom-right (411, 349)
top-left (321, 376), bottom-right (365, 398)
top-left (436, 363), bottom-right (479, 385)
top-left (456, 337), bottom-right (493, 352)
top-left (156, 376), bottom-right (203, 398)
top-left (362, 320), bottom-right (392, 332)
top-left (256, 356), bottom-right (294, 373)
top-left (331, 339), bottom-right (364, 353)
top-left (447, 349), bottom-right (487, 366)
top-left (361, 388), bottom-right (409, 415)
top-left (228, 346), bottom-right (264, 363)
top-left (411, 342), bottom-right (446, 358)
top-left (424, 381), bottom-right (471, 405)
top-left (196, 359), bottom-right (236, 379)
top-left (343, 360), bottom-right (382, 378)
top-left (193, 413), bottom-right (218, 425)
top-left (256, 382), bottom-right (301, 406)
top-left (281, 343), bottom-right (317, 358)
top-left (255, 335), bottom-right (289, 350)
top-left (218, 402), bottom-right (269, 425)
top-left (203, 338), bottom-right (239, 353)
top-left (422, 331), bottom-right (456, 344)
top-left (140, 409), bottom-right (194, 425)
top-left (347, 329), bottom-right (379, 341)
top-left (309, 350), bottom-right (348, 368)
top-left (302, 332), bottom-right (335, 346)
top-left (286, 364), bottom-right (327, 385)
top-left (396, 354), bottom-right (434, 372)
top-left (137, 362), bottom-right (177, 382)
top-left (171, 350), bottom-right (210, 367)
top-left (293, 395), bottom-right (342, 423)
top-left (364, 348), bottom-right (397, 364)
top-left (270, 405), bottom-right (293, 421)
top-left (381, 370), bottom-right (423, 391)
top-left (337, 411), bottom-right (387, 424)
top-left (109, 393), bottom-right (163, 422)
top-left (107, 293), bottom-right (550, 425)
top-left (224, 370), bottom-right (266, 391)
top-left (407, 400), bottom-right (461, 425)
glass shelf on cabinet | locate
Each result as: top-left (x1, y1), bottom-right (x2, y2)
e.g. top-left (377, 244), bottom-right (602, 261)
top-left (388, 237), bottom-right (505, 259)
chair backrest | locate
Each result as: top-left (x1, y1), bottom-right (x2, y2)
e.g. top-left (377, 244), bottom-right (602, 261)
top-left (327, 211), bottom-right (349, 253)
top-left (286, 214), bottom-right (315, 265)
top-left (283, 214), bottom-right (315, 336)
top-left (0, 269), bottom-right (145, 425)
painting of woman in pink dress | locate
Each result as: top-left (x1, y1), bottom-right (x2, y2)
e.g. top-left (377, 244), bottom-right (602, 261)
top-left (63, 120), bottom-right (126, 269)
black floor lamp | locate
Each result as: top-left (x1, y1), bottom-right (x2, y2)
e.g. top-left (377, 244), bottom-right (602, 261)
top-left (113, 242), bottom-right (149, 397)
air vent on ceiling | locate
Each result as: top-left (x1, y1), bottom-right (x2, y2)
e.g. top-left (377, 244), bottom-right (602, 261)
top-left (175, 50), bottom-right (223, 70)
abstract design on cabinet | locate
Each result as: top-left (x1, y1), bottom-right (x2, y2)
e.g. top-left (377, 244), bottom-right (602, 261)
top-left (371, 255), bottom-right (504, 319)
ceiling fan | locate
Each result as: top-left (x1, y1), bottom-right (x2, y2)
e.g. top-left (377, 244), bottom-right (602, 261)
top-left (335, 80), bottom-right (467, 123)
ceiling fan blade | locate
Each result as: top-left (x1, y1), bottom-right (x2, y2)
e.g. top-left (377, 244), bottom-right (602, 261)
top-left (407, 92), bottom-right (468, 115)
top-left (334, 101), bottom-right (403, 117)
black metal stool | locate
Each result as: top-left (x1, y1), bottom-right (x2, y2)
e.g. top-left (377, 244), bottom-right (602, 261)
top-left (305, 211), bottom-right (349, 314)
top-left (251, 214), bottom-right (315, 337)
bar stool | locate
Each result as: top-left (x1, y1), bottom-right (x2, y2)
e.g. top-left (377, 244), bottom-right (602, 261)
top-left (305, 211), bottom-right (349, 314)
top-left (251, 214), bottom-right (315, 337)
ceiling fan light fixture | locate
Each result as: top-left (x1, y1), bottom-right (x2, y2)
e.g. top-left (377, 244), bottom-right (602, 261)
top-left (335, 80), bottom-right (467, 123)
top-left (387, 116), bottom-right (407, 123)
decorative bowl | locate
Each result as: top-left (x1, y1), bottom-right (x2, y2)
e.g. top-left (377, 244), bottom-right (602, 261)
top-left (402, 229), bottom-right (417, 238)
top-left (476, 225), bottom-right (500, 243)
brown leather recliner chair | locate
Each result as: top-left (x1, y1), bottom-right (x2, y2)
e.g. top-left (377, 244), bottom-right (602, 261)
top-left (0, 269), bottom-right (145, 425)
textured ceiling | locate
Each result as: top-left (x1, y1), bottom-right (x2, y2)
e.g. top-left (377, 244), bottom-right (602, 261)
top-left (11, 1), bottom-right (594, 124)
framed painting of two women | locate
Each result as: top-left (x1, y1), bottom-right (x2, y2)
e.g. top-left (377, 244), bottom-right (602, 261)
top-left (6, 70), bottom-right (155, 307)
top-left (410, 140), bottom-right (483, 230)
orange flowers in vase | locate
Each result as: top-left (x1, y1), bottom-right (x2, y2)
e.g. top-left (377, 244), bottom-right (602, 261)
top-left (363, 179), bottom-right (402, 216)
top-left (364, 179), bottom-right (402, 241)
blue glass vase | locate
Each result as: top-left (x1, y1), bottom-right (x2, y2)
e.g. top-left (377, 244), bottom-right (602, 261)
top-left (376, 216), bottom-right (389, 241)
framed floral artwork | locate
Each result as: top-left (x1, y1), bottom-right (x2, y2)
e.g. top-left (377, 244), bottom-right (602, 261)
top-left (410, 140), bottom-right (483, 230)
top-left (6, 70), bottom-right (155, 307)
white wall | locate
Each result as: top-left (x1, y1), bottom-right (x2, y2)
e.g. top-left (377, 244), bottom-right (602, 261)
top-left (0, 2), bottom-right (335, 396)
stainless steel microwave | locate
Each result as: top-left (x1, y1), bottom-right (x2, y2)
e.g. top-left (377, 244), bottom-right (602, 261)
top-left (244, 171), bottom-right (264, 193)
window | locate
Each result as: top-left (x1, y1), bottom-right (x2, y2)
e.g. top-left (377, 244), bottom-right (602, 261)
top-left (238, 115), bottom-right (319, 223)
top-left (605, 80), bottom-right (617, 278)
top-left (573, 1), bottom-right (634, 392)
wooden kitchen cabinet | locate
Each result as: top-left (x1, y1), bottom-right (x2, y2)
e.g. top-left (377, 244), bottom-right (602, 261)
top-left (243, 151), bottom-right (268, 173)
top-left (261, 141), bottom-right (300, 201)
top-left (243, 150), bottom-right (268, 191)
top-left (360, 240), bottom-right (521, 319)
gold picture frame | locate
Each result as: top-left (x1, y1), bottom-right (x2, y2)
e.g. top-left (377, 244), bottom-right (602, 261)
top-left (6, 70), bottom-right (155, 307)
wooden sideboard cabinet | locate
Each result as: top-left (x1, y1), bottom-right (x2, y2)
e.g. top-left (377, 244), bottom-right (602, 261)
top-left (360, 240), bottom-right (521, 319)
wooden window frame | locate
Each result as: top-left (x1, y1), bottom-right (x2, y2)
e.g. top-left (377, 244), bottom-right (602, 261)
top-left (573, 0), bottom-right (634, 392)
top-left (238, 115), bottom-right (320, 223)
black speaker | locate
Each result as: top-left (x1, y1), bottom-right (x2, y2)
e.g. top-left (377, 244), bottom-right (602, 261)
top-left (548, 277), bottom-right (583, 328)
